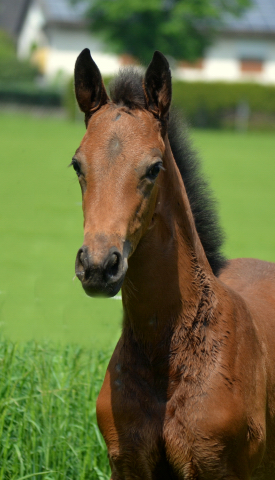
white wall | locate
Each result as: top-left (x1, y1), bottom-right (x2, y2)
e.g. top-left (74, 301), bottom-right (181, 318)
top-left (44, 27), bottom-right (120, 78)
top-left (175, 36), bottom-right (275, 84)
top-left (17, 2), bottom-right (47, 59)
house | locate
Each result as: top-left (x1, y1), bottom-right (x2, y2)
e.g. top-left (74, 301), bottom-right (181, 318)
top-left (177, 0), bottom-right (275, 84)
top-left (0, 0), bottom-right (275, 84)
top-left (0, 0), bottom-right (120, 80)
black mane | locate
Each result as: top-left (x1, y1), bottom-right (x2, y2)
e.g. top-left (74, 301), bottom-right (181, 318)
top-left (109, 69), bottom-right (227, 276)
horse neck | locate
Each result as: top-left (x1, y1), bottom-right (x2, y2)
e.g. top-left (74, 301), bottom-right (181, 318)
top-left (122, 134), bottom-right (219, 349)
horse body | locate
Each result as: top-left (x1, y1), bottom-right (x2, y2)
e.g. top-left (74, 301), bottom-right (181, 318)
top-left (96, 145), bottom-right (271, 479)
top-left (219, 258), bottom-right (275, 480)
top-left (72, 49), bottom-right (275, 479)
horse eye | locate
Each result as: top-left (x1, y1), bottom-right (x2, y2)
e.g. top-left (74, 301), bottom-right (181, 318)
top-left (146, 161), bottom-right (163, 181)
top-left (71, 158), bottom-right (81, 177)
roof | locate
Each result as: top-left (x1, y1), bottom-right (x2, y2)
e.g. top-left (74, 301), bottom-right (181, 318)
top-left (224, 0), bottom-right (275, 35)
top-left (0, 0), bottom-right (31, 37)
top-left (41, 0), bottom-right (88, 25)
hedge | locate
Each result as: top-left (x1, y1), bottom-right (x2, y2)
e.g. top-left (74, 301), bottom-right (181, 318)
top-left (0, 82), bottom-right (62, 107)
top-left (2, 76), bottom-right (275, 130)
top-left (172, 80), bottom-right (275, 129)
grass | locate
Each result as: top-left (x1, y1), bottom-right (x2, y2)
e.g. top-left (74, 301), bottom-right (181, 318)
top-left (0, 111), bottom-right (275, 346)
top-left (0, 113), bottom-right (122, 347)
top-left (191, 129), bottom-right (275, 261)
top-left (0, 339), bottom-right (110, 479)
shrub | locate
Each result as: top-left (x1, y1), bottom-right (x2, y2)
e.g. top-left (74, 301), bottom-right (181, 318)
top-left (172, 80), bottom-right (275, 129)
top-left (0, 29), bottom-right (39, 83)
top-left (0, 82), bottom-right (62, 106)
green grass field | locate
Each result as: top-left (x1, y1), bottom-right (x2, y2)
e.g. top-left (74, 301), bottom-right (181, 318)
top-left (0, 111), bottom-right (275, 477)
top-left (1, 112), bottom-right (275, 346)
top-left (0, 340), bottom-right (110, 479)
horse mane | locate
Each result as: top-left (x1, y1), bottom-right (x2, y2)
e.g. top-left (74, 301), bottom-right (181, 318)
top-left (109, 69), bottom-right (227, 276)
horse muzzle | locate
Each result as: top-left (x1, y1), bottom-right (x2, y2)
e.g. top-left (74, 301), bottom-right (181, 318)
top-left (75, 245), bottom-right (128, 297)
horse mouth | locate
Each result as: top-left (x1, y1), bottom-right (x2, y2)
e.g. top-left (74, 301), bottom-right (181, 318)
top-left (80, 271), bottom-right (126, 298)
top-left (75, 245), bottom-right (128, 297)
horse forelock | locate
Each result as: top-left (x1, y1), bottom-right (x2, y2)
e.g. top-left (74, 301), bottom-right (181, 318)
top-left (109, 68), bottom-right (146, 110)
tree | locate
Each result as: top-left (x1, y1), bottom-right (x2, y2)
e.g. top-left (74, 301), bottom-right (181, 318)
top-left (78, 0), bottom-right (250, 64)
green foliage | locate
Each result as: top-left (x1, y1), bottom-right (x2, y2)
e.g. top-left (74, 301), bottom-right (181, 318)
top-left (0, 58), bottom-right (39, 83)
top-left (0, 82), bottom-right (61, 106)
top-left (0, 29), bottom-right (15, 59)
top-left (76, 0), bottom-right (250, 63)
top-left (63, 77), bottom-right (82, 121)
top-left (172, 80), bottom-right (275, 129)
top-left (0, 339), bottom-right (111, 478)
top-left (0, 29), bottom-right (39, 83)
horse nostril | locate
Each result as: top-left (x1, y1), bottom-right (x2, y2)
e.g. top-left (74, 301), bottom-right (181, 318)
top-left (75, 246), bottom-right (89, 280)
top-left (105, 250), bottom-right (122, 281)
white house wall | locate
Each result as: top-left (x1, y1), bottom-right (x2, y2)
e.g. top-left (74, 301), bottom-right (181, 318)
top-left (44, 27), bottom-right (120, 78)
top-left (17, 2), bottom-right (47, 59)
top-left (176, 36), bottom-right (275, 84)
top-left (264, 42), bottom-right (275, 83)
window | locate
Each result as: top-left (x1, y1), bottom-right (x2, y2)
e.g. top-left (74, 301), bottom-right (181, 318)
top-left (179, 59), bottom-right (204, 69)
top-left (240, 59), bottom-right (263, 73)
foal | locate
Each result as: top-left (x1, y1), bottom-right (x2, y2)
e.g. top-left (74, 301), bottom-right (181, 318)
top-left (72, 49), bottom-right (275, 480)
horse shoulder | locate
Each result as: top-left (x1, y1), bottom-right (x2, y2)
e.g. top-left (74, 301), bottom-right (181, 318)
top-left (97, 338), bottom-right (173, 478)
top-left (96, 343), bottom-right (122, 461)
top-left (219, 258), bottom-right (275, 408)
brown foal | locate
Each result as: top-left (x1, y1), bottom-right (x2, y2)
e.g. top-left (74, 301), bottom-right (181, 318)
top-left (72, 49), bottom-right (275, 479)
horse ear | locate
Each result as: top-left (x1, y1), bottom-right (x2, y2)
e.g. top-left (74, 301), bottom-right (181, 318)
top-left (144, 51), bottom-right (172, 122)
top-left (74, 48), bottom-right (109, 124)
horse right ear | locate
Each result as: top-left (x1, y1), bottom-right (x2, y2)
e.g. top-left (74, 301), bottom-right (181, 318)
top-left (74, 49), bottom-right (109, 125)
top-left (144, 51), bottom-right (172, 124)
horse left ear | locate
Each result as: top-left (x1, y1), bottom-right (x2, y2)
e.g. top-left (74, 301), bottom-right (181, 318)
top-left (144, 51), bottom-right (172, 123)
top-left (74, 48), bottom-right (109, 125)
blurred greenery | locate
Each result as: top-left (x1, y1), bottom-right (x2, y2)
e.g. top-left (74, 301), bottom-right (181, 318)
top-left (0, 29), bottom-right (39, 83)
top-left (73, 0), bottom-right (251, 64)
top-left (172, 80), bottom-right (275, 129)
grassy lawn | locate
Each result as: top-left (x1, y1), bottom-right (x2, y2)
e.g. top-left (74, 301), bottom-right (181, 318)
top-left (0, 113), bottom-right (122, 347)
top-left (192, 129), bottom-right (275, 261)
top-left (0, 111), bottom-right (275, 346)
top-left (0, 340), bottom-right (110, 479)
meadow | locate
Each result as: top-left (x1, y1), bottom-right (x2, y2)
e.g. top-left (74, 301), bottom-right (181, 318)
top-left (0, 111), bottom-right (275, 477)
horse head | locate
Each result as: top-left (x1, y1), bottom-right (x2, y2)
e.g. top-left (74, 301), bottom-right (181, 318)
top-left (73, 49), bottom-right (171, 297)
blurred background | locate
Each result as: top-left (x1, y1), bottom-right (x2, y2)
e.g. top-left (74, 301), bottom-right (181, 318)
top-left (0, 0), bottom-right (275, 347)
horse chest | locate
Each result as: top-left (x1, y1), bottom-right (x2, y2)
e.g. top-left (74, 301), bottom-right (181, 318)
top-left (97, 356), bottom-right (264, 480)
top-left (97, 360), bottom-right (204, 479)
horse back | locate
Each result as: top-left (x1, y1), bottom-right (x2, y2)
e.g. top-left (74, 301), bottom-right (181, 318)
top-left (219, 258), bottom-right (275, 343)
